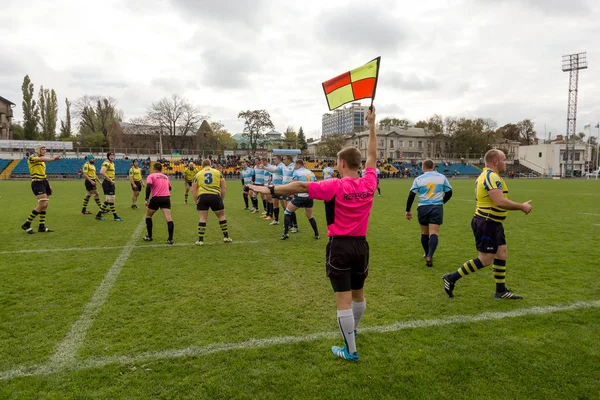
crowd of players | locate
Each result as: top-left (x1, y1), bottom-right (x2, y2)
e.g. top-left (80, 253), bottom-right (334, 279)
top-left (19, 106), bottom-right (533, 362)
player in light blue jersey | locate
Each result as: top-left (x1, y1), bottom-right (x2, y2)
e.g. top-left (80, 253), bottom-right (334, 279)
top-left (240, 160), bottom-right (254, 210)
top-left (376, 167), bottom-right (381, 196)
top-left (280, 155), bottom-right (298, 229)
top-left (260, 157), bottom-right (274, 220)
top-left (262, 154), bottom-right (288, 225)
top-left (279, 159), bottom-right (320, 240)
top-left (322, 162), bottom-right (335, 180)
top-left (252, 158), bottom-right (266, 214)
top-left (405, 159), bottom-right (453, 267)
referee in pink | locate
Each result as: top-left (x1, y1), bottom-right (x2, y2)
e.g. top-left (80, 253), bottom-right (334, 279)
top-left (143, 163), bottom-right (175, 244)
top-left (250, 106), bottom-right (378, 362)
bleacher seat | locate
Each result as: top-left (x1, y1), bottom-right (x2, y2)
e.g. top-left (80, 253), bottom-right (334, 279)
top-left (435, 163), bottom-right (480, 175)
top-left (0, 159), bottom-right (12, 173)
top-left (11, 157), bottom-right (144, 176)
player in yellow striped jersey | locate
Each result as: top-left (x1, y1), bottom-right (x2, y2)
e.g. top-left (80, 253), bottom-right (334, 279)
top-left (442, 149), bottom-right (532, 300)
top-left (192, 159), bottom-right (232, 245)
top-left (96, 152), bottom-right (123, 221)
top-left (21, 144), bottom-right (62, 234)
top-left (81, 154), bottom-right (102, 214)
top-left (129, 159), bottom-right (144, 209)
top-left (184, 162), bottom-right (197, 204)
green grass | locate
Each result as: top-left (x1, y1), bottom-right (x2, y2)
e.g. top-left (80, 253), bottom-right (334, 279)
top-left (0, 178), bottom-right (599, 399)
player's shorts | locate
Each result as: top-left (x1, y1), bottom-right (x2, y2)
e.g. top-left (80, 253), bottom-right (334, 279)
top-left (102, 180), bottom-right (116, 195)
top-left (132, 181), bottom-right (142, 192)
top-left (85, 180), bottom-right (96, 192)
top-left (471, 216), bottom-right (506, 254)
top-left (185, 180), bottom-right (193, 187)
top-left (148, 196), bottom-right (171, 210)
top-left (326, 236), bottom-right (369, 292)
top-left (243, 184), bottom-right (250, 193)
top-left (417, 205), bottom-right (444, 226)
top-left (197, 194), bottom-right (224, 211)
top-left (291, 197), bottom-right (314, 208)
top-left (31, 180), bottom-right (51, 196)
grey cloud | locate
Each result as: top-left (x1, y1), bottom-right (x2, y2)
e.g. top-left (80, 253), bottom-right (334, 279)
top-left (474, 0), bottom-right (591, 15)
top-left (383, 72), bottom-right (441, 92)
top-left (316, 7), bottom-right (408, 51)
top-left (200, 48), bottom-right (260, 89)
top-left (169, 0), bottom-right (267, 28)
top-left (150, 78), bottom-right (199, 93)
top-left (376, 104), bottom-right (405, 115)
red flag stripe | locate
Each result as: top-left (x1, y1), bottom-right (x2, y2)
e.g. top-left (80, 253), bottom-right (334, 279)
top-left (322, 72), bottom-right (351, 94)
top-left (351, 78), bottom-right (376, 101)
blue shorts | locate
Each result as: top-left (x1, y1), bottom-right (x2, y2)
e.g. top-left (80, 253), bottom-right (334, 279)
top-left (417, 205), bottom-right (443, 225)
top-left (291, 197), bottom-right (314, 208)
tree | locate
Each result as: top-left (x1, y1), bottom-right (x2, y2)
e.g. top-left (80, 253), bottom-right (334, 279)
top-left (147, 94), bottom-right (203, 151)
top-left (316, 134), bottom-right (345, 157)
top-left (59, 98), bottom-right (72, 138)
top-left (284, 126), bottom-right (298, 149)
top-left (74, 95), bottom-right (123, 138)
top-left (517, 119), bottom-right (537, 145)
top-left (21, 75), bottom-right (40, 140)
top-left (446, 117), bottom-right (496, 156)
top-left (297, 126), bottom-right (307, 151)
top-left (379, 117), bottom-right (409, 130)
top-left (11, 123), bottom-right (24, 140)
top-left (496, 123), bottom-right (520, 142)
top-left (237, 110), bottom-right (275, 151)
top-left (38, 86), bottom-right (58, 140)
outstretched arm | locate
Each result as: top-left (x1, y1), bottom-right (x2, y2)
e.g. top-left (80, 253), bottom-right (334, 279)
top-left (365, 106), bottom-right (377, 170)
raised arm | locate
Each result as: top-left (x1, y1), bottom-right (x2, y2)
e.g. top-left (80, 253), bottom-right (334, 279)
top-left (365, 106), bottom-right (377, 169)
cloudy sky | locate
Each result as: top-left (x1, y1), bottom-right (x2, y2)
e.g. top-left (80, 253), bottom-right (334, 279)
top-left (1, 0), bottom-right (598, 140)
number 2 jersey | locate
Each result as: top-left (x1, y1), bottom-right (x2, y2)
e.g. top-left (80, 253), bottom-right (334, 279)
top-left (194, 166), bottom-right (223, 196)
top-left (410, 171), bottom-right (452, 207)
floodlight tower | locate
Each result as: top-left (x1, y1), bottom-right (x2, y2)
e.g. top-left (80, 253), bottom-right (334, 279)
top-left (562, 52), bottom-right (587, 177)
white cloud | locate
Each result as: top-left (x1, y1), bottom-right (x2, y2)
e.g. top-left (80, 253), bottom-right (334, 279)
top-left (1, 0), bottom-right (599, 141)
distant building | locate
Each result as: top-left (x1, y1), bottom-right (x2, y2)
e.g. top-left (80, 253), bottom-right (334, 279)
top-left (518, 141), bottom-right (591, 176)
top-left (345, 127), bottom-right (432, 160)
top-left (0, 96), bottom-right (16, 140)
top-left (322, 102), bottom-right (369, 137)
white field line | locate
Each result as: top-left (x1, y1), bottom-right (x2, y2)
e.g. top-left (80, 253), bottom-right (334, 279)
top-left (580, 213), bottom-right (600, 217)
top-left (1, 300), bottom-right (598, 381)
top-left (47, 217), bottom-right (147, 368)
top-left (0, 240), bottom-right (260, 255)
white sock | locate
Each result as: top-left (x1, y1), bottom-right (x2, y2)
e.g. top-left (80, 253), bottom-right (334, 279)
top-left (352, 300), bottom-right (366, 330)
top-left (337, 309), bottom-right (356, 354)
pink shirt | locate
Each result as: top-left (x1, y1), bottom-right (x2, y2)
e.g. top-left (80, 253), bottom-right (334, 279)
top-left (146, 172), bottom-right (171, 197)
top-left (308, 167), bottom-right (377, 237)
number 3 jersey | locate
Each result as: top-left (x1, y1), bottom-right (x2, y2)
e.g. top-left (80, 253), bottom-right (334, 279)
top-left (194, 166), bottom-right (223, 196)
top-left (410, 171), bottom-right (452, 207)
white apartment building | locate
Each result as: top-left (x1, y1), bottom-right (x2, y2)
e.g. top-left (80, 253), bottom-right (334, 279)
top-left (345, 127), bottom-right (431, 160)
top-left (322, 102), bottom-right (369, 137)
top-left (518, 142), bottom-right (592, 176)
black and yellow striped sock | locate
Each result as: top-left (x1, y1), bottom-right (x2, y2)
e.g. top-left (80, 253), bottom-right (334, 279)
top-left (109, 203), bottom-right (116, 215)
top-left (219, 220), bottom-right (229, 238)
top-left (185, 193), bottom-right (189, 202)
top-left (39, 211), bottom-right (46, 228)
top-left (449, 258), bottom-right (485, 281)
top-left (25, 209), bottom-right (40, 226)
top-left (493, 259), bottom-right (507, 293)
top-left (94, 197), bottom-right (101, 208)
top-left (82, 196), bottom-right (90, 211)
top-left (198, 222), bottom-right (207, 242)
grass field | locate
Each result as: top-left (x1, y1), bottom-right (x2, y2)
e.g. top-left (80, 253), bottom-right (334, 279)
top-left (0, 177), bottom-right (599, 399)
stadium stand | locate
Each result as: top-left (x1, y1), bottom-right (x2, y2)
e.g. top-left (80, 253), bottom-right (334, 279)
top-left (0, 159), bottom-right (11, 174)
top-left (435, 163), bottom-right (480, 176)
top-left (10, 158), bottom-right (146, 177)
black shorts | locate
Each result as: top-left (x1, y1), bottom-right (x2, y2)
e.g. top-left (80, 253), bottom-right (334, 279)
top-left (132, 181), bottom-right (142, 192)
top-left (418, 205), bottom-right (444, 226)
top-left (185, 180), bottom-right (193, 187)
top-left (197, 194), bottom-right (224, 211)
top-left (273, 193), bottom-right (292, 201)
top-left (85, 180), bottom-right (97, 192)
top-left (472, 216), bottom-right (506, 254)
top-left (326, 236), bottom-right (369, 292)
top-left (148, 196), bottom-right (171, 210)
top-left (31, 180), bottom-right (51, 196)
top-left (102, 180), bottom-right (116, 195)
top-left (243, 185), bottom-right (250, 193)
top-left (291, 197), bottom-right (314, 208)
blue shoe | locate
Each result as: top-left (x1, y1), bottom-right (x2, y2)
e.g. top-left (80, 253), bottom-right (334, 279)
top-left (95, 215), bottom-right (106, 221)
top-left (114, 217), bottom-right (124, 222)
top-left (331, 346), bottom-right (358, 362)
top-left (354, 330), bottom-right (358, 340)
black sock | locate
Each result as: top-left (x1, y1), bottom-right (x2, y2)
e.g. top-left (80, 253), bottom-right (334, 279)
top-left (284, 213), bottom-right (291, 234)
top-left (291, 212), bottom-right (298, 228)
top-left (421, 234), bottom-right (429, 254)
top-left (146, 217), bottom-right (153, 237)
top-left (167, 221), bottom-right (174, 240)
top-left (252, 198), bottom-right (258, 208)
top-left (262, 199), bottom-right (267, 211)
top-left (243, 193), bottom-right (249, 208)
top-left (274, 207), bottom-right (280, 221)
top-left (268, 202), bottom-right (273, 217)
top-left (309, 217), bottom-right (319, 236)
top-left (428, 234), bottom-right (439, 258)
top-left (378, 187), bottom-right (381, 195)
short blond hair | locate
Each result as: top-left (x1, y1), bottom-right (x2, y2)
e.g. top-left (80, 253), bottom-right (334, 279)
top-left (202, 159), bottom-right (211, 167)
top-left (337, 147), bottom-right (361, 170)
top-left (484, 149), bottom-right (503, 164)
